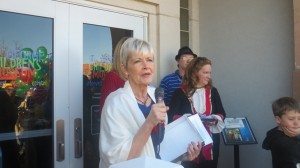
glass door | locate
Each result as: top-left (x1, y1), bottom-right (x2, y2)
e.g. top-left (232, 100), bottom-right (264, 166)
top-left (69, 5), bottom-right (146, 168)
top-left (0, 0), bottom-right (69, 168)
top-left (0, 1), bottom-right (146, 168)
top-left (0, 9), bottom-right (54, 168)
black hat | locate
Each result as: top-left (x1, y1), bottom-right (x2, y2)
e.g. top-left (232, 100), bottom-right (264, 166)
top-left (175, 46), bottom-right (197, 61)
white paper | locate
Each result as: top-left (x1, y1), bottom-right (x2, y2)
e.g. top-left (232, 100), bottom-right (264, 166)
top-left (109, 156), bottom-right (183, 168)
top-left (187, 114), bottom-right (213, 146)
top-left (160, 114), bottom-right (212, 162)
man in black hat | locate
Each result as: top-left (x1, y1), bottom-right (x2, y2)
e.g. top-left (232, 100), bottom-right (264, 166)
top-left (159, 46), bottom-right (197, 106)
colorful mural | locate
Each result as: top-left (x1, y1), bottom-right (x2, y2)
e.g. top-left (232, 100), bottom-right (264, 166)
top-left (0, 46), bottom-right (52, 96)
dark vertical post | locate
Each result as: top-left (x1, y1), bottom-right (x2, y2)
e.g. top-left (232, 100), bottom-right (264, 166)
top-left (0, 145), bottom-right (2, 168)
top-left (234, 145), bottom-right (240, 168)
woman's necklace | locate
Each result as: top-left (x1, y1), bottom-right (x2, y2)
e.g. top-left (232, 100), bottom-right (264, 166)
top-left (135, 95), bottom-right (149, 105)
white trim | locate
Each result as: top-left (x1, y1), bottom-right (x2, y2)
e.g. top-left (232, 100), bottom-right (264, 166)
top-left (143, 15), bottom-right (148, 41)
top-left (0, 0), bottom-right (148, 21)
top-left (0, 0), bottom-right (56, 17)
top-left (54, 0), bottom-right (148, 18)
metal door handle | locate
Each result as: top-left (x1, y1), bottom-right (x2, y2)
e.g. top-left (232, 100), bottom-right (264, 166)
top-left (56, 120), bottom-right (65, 161)
top-left (57, 142), bottom-right (65, 161)
top-left (75, 140), bottom-right (82, 158)
top-left (74, 118), bottom-right (82, 158)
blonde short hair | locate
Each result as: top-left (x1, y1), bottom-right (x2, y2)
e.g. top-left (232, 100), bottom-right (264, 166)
top-left (120, 37), bottom-right (154, 68)
top-left (111, 37), bottom-right (129, 80)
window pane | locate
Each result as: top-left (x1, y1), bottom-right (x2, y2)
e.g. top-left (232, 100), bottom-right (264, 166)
top-left (0, 10), bottom-right (53, 168)
top-left (181, 31), bottom-right (189, 47)
top-left (180, 8), bottom-right (189, 31)
top-left (83, 24), bottom-right (132, 168)
top-left (180, 0), bottom-right (188, 8)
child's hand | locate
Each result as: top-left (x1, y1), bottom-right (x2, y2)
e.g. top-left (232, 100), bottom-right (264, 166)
top-left (281, 126), bottom-right (300, 137)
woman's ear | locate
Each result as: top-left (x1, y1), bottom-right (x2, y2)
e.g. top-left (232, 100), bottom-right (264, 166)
top-left (120, 64), bottom-right (128, 77)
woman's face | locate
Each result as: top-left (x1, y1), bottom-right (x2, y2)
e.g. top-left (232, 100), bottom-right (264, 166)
top-left (125, 51), bottom-right (154, 87)
top-left (196, 64), bottom-right (211, 87)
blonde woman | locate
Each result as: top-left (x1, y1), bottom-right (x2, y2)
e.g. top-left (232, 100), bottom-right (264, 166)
top-left (100, 38), bottom-right (201, 168)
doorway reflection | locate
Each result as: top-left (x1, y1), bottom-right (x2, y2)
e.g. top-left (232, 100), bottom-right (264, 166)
top-left (0, 11), bottom-right (53, 168)
top-left (82, 24), bottom-right (132, 168)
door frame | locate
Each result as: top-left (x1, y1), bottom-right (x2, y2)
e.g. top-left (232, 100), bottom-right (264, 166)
top-left (68, 3), bottom-right (147, 168)
top-left (0, 0), bottom-right (147, 168)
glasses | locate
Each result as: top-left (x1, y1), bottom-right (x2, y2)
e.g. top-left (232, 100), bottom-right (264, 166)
top-left (181, 56), bottom-right (194, 61)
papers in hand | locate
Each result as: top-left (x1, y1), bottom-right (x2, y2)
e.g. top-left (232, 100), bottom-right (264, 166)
top-left (188, 114), bottom-right (213, 145)
top-left (160, 114), bottom-right (213, 161)
top-left (109, 157), bottom-right (183, 168)
top-left (200, 115), bottom-right (216, 122)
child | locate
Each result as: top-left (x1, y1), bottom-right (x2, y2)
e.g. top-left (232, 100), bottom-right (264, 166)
top-left (262, 97), bottom-right (300, 168)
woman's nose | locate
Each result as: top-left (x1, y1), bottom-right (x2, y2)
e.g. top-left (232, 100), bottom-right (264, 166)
top-left (142, 60), bottom-right (149, 68)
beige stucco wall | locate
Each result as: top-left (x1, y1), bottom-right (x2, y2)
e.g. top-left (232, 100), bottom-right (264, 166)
top-left (199, 1), bottom-right (294, 167)
top-left (60, 0), bottom-right (200, 86)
